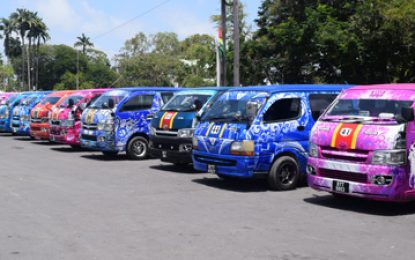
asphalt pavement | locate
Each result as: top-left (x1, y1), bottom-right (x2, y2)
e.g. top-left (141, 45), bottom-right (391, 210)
top-left (1, 133), bottom-right (415, 260)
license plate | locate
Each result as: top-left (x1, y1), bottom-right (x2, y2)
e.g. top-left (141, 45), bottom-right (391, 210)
top-left (162, 151), bottom-right (167, 158)
top-left (85, 141), bottom-right (90, 145)
top-left (333, 181), bottom-right (349, 193)
top-left (208, 165), bottom-right (216, 174)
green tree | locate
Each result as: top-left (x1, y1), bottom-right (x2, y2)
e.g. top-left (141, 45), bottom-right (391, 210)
top-left (74, 33), bottom-right (94, 54)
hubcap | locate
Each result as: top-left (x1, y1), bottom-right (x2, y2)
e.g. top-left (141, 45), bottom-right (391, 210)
top-left (132, 140), bottom-right (146, 156)
top-left (279, 162), bottom-right (297, 185)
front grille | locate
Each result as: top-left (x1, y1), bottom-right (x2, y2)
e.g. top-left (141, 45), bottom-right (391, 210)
top-left (50, 129), bottom-right (61, 135)
top-left (82, 123), bottom-right (97, 130)
top-left (81, 134), bottom-right (97, 141)
top-left (12, 123), bottom-right (20, 127)
top-left (193, 154), bottom-right (236, 166)
top-left (51, 120), bottom-right (60, 126)
top-left (319, 168), bottom-right (368, 183)
top-left (155, 130), bottom-right (178, 136)
top-left (321, 146), bottom-right (369, 163)
top-left (31, 118), bottom-right (42, 123)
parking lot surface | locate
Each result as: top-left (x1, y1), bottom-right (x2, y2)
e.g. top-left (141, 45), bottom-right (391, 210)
top-left (1, 134), bottom-right (415, 260)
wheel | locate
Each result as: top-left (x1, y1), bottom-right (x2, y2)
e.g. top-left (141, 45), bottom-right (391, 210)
top-left (268, 156), bottom-right (300, 190)
top-left (126, 136), bottom-right (149, 160)
top-left (102, 151), bottom-right (118, 157)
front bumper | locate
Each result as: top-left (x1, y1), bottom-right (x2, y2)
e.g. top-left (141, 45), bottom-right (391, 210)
top-left (11, 119), bottom-right (30, 135)
top-left (149, 135), bottom-right (193, 163)
top-left (192, 150), bottom-right (268, 178)
top-left (30, 122), bottom-right (50, 140)
top-left (50, 126), bottom-right (79, 145)
top-left (80, 129), bottom-right (117, 152)
top-left (307, 157), bottom-right (413, 202)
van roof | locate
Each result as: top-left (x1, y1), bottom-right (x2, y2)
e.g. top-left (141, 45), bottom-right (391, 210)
top-left (224, 84), bottom-right (348, 94)
top-left (118, 87), bottom-right (181, 92)
top-left (349, 83), bottom-right (415, 91)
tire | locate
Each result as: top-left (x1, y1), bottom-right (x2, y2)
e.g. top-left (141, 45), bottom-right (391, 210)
top-left (268, 156), bottom-right (300, 191)
top-left (102, 151), bottom-right (118, 157)
top-left (126, 136), bottom-right (149, 160)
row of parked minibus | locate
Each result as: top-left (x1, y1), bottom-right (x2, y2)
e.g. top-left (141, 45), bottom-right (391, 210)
top-left (1, 83), bottom-right (415, 202)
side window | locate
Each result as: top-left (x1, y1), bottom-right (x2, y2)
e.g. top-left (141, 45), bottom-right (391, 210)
top-left (263, 98), bottom-right (301, 123)
top-left (161, 92), bottom-right (174, 104)
top-left (309, 94), bottom-right (338, 121)
top-left (120, 95), bottom-right (154, 112)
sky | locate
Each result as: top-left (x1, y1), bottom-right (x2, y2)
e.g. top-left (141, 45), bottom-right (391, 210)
top-left (1, 0), bottom-right (263, 60)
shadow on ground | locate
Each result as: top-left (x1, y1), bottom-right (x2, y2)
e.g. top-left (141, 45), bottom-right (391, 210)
top-left (304, 194), bottom-right (415, 216)
top-left (150, 164), bottom-right (200, 174)
top-left (80, 154), bottom-right (158, 162)
top-left (30, 141), bottom-right (63, 146)
top-left (13, 137), bottom-right (32, 141)
top-left (51, 147), bottom-right (91, 153)
top-left (192, 177), bottom-right (270, 193)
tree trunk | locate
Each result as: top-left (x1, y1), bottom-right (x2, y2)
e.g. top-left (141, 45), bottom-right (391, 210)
top-left (27, 37), bottom-right (31, 91)
top-left (20, 32), bottom-right (25, 90)
top-left (36, 38), bottom-right (40, 89)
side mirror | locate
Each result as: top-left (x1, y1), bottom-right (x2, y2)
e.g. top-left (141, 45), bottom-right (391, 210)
top-left (67, 98), bottom-right (75, 108)
top-left (401, 107), bottom-right (414, 122)
top-left (79, 103), bottom-right (87, 111)
top-left (108, 98), bottom-right (115, 109)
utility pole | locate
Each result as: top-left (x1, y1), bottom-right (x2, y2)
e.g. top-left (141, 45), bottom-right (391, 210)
top-left (233, 0), bottom-right (240, 86)
top-left (76, 49), bottom-right (79, 90)
top-left (220, 0), bottom-right (227, 86)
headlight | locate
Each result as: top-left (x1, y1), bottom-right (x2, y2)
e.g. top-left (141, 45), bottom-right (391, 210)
top-left (192, 137), bottom-right (198, 149)
top-left (177, 128), bottom-right (194, 138)
top-left (230, 140), bottom-right (254, 156)
top-left (309, 143), bottom-right (318, 157)
top-left (371, 150), bottom-right (406, 165)
top-left (97, 123), bottom-right (105, 131)
top-left (149, 126), bottom-right (156, 136)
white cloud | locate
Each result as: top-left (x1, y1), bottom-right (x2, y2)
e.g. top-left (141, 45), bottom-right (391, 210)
top-left (34, 0), bottom-right (81, 32)
top-left (160, 9), bottom-right (216, 39)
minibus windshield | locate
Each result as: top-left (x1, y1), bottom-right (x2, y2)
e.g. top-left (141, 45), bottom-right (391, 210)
top-left (202, 91), bottom-right (267, 122)
top-left (325, 99), bottom-right (413, 122)
top-left (162, 94), bottom-right (211, 112)
top-left (60, 96), bottom-right (83, 108)
top-left (40, 96), bottom-right (60, 105)
top-left (90, 91), bottom-right (128, 109)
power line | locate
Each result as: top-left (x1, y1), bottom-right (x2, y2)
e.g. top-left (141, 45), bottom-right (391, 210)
top-left (93, 0), bottom-right (172, 40)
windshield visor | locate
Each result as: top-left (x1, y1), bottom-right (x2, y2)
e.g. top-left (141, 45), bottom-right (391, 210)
top-left (202, 91), bottom-right (268, 122)
top-left (90, 90), bottom-right (128, 109)
top-left (162, 94), bottom-right (211, 112)
top-left (325, 99), bottom-right (413, 121)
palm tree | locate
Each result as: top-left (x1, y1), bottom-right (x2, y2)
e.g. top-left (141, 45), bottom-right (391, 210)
top-left (10, 8), bottom-right (34, 89)
top-left (74, 33), bottom-right (94, 54)
top-left (0, 18), bottom-right (14, 61)
top-left (9, 8), bottom-right (37, 90)
top-left (28, 15), bottom-right (49, 88)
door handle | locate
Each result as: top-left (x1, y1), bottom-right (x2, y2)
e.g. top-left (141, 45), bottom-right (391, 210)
top-left (297, 125), bottom-right (305, 131)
